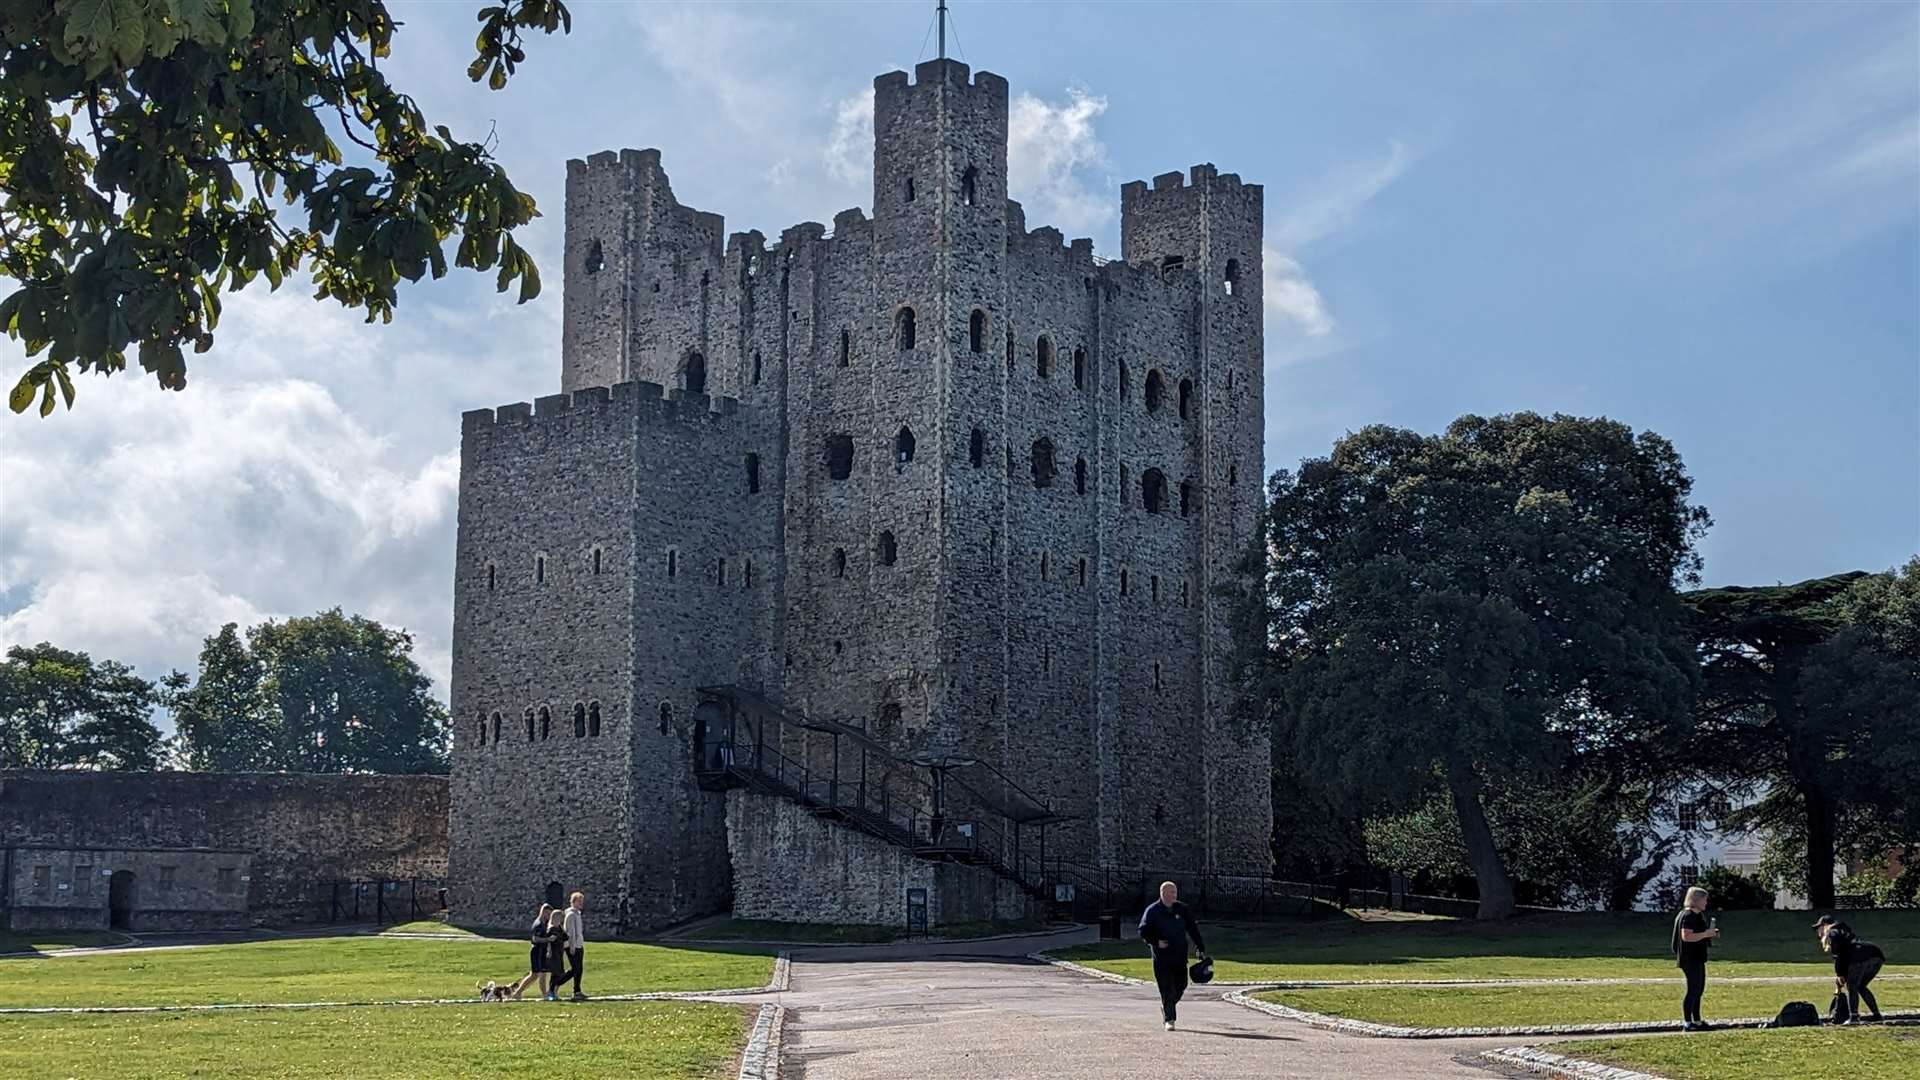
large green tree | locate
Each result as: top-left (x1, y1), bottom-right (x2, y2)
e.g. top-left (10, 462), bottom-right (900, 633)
top-left (1, 0), bottom-right (568, 415)
top-left (169, 608), bottom-right (448, 773)
top-left (1688, 559), bottom-right (1920, 909)
top-left (1240, 413), bottom-right (1709, 918)
top-left (0, 642), bottom-right (165, 768)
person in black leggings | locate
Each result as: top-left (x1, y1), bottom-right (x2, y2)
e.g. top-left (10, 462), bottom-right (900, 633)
top-left (1671, 885), bottom-right (1720, 1031)
top-left (1816, 915), bottom-right (1886, 1023)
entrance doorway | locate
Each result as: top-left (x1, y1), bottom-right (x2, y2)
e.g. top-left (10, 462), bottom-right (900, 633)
top-left (108, 870), bottom-right (136, 930)
top-left (544, 880), bottom-right (565, 910)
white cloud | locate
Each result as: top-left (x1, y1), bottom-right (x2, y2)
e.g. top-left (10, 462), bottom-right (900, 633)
top-left (1008, 88), bottom-right (1112, 236)
top-left (1273, 139), bottom-right (1413, 252)
top-left (1264, 248), bottom-right (1334, 339)
top-left (824, 89), bottom-right (873, 187)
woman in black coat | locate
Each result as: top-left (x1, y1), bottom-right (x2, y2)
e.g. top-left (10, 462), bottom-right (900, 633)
top-left (1816, 914), bottom-right (1886, 1023)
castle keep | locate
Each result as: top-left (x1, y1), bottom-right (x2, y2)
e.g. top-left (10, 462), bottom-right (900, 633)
top-left (450, 58), bottom-right (1272, 931)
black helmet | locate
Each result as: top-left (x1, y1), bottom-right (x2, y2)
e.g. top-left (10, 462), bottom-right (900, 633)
top-left (1189, 956), bottom-right (1214, 985)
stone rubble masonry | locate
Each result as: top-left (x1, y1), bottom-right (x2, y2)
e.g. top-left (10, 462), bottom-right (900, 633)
top-left (452, 57), bottom-right (1272, 931)
top-left (0, 771), bottom-right (448, 931)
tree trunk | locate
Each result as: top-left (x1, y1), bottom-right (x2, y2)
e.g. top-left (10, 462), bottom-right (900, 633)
top-left (1447, 759), bottom-right (1517, 919)
top-left (1805, 784), bottom-right (1836, 910)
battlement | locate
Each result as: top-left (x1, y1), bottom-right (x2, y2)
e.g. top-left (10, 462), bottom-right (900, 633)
top-left (462, 381), bottom-right (747, 436)
top-left (873, 59), bottom-right (1008, 96)
top-left (1119, 163), bottom-right (1256, 200)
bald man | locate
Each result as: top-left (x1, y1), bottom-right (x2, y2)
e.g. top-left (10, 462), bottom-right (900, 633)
top-left (1138, 880), bottom-right (1208, 1030)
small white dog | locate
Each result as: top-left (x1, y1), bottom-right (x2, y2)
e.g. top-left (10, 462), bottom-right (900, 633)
top-left (477, 980), bottom-right (508, 1002)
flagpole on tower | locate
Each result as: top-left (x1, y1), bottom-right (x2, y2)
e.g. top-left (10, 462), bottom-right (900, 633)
top-left (937, 0), bottom-right (947, 61)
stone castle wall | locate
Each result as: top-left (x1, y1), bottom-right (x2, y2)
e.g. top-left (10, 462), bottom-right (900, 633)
top-left (0, 771), bottom-right (447, 929)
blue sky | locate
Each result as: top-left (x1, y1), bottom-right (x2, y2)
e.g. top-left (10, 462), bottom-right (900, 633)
top-left (2, 0), bottom-right (1915, 696)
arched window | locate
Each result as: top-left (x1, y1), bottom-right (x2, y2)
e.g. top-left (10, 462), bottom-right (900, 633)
top-left (826, 434), bottom-right (854, 480)
top-left (960, 166), bottom-right (978, 206)
top-left (1223, 258), bottom-right (1240, 296)
top-left (896, 307), bottom-right (916, 351)
top-left (1144, 369), bottom-right (1165, 412)
top-left (752, 351), bottom-right (762, 385)
top-left (658, 702), bottom-right (672, 736)
top-left (746, 453), bottom-right (761, 493)
top-left (969, 309), bottom-right (987, 353)
top-left (904, 176), bottom-right (916, 202)
top-left (895, 426), bottom-right (916, 464)
top-left (1073, 347), bottom-right (1086, 389)
top-left (840, 327), bottom-right (851, 367)
top-left (573, 702), bottom-right (586, 738)
top-left (1142, 468), bottom-right (1168, 513)
top-left (1074, 456), bottom-right (1087, 495)
top-left (588, 702), bottom-right (602, 737)
top-left (832, 548), bottom-right (847, 578)
top-left (524, 708), bottom-right (535, 741)
top-left (1031, 438), bottom-right (1056, 488)
top-left (683, 353), bottom-right (707, 394)
top-left (1119, 364), bottom-right (1130, 399)
top-left (1035, 335), bottom-right (1053, 378)
top-left (584, 238), bottom-right (604, 275)
top-left (969, 426), bottom-right (985, 468)
top-left (538, 705), bottom-right (551, 740)
top-left (1178, 377), bottom-right (1193, 420)
top-left (1180, 479), bottom-right (1194, 517)
top-left (877, 530), bottom-right (898, 566)
top-left (535, 555), bottom-right (545, 585)
top-left (491, 711), bottom-right (501, 744)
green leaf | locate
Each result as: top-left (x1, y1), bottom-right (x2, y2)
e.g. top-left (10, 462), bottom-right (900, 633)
top-left (7, 376), bottom-right (36, 415)
top-left (54, 365), bottom-right (77, 408)
top-left (165, 0), bottom-right (226, 41)
top-left (57, 0), bottom-right (120, 58)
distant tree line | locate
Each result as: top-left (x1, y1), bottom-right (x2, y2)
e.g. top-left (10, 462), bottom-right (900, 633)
top-left (0, 609), bottom-right (449, 775)
top-left (1236, 411), bottom-right (1920, 918)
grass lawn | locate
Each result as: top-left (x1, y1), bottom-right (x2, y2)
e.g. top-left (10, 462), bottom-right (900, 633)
top-left (0, 930), bottom-right (128, 955)
top-left (1054, 910), bottom-right (1920, 983)
top-left (0, 1000), bottom-right (749, 1079)
top-left (679, 917), bottom-right (1052, 944)
top-left (0, 936), bottom-right (774, 1008)
top-left (1257, 979), bottom-right (1920, 1028)
top-left (1561, 1025), bottom-right (1920, 1080)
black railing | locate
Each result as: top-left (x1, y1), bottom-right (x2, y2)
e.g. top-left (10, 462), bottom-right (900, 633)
top-left (323, 877), bottom-right (449, 925)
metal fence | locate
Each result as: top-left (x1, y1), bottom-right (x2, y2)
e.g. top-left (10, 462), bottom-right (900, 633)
top-left (317, 877), bottom-right (449, 925)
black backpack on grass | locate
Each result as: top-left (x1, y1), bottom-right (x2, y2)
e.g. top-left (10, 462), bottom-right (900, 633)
top-left (1827, 992), bottom-right (1851, 1025)
top-left (1768, 1001), bottom-right (1820, 1028)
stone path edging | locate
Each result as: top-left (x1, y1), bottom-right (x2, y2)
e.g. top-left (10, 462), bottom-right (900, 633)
top-left (1026, 951), bottom-right (1150, 986)
top-left (1223, 990), bottom-right (1920, 1040)
top-left (1480, 1045), bottom-right (1671, 1080)
top-left (737, 1003), bottom-right (785, 1080)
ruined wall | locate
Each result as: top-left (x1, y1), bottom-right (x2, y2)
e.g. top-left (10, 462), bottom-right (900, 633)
top-left (726, 789), bottom-right (1032, 927)
top-left (0, 771), bottom-right (447, 929)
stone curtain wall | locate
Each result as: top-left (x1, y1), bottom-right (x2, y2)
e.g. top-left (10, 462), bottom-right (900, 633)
top-left (726, 789), bottom-right (1032, 927)
top-left (0, 771), bottom-right (447, 929)
top-left (7, 847), bottom-right (252, 931)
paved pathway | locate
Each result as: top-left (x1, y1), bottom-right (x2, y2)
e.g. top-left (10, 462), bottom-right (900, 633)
top-left (746, 928), bottom-right (1520, 1080)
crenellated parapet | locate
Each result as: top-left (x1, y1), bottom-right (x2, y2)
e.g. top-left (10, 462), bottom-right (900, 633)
top-left (461, 380), bottom-right (749, 438)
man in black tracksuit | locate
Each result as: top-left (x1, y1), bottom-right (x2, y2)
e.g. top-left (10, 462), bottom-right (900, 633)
top-left (1138, 880), bottom-right (1208, 1030)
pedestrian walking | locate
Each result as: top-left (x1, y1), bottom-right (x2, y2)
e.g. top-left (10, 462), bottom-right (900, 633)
top-left (551, 890), bottom-right (588, 1000)
top-left (1816, 914), bottom-right (1886, 1023)
top-left (541, 909), bottom-right (569, 1000)
top-left (1138, 880), bottom-right (1208, 1031)
top-left (508, 903), bottom-right (554, 1000)
top-left (1671, 885), bottom-right (1720, 1031)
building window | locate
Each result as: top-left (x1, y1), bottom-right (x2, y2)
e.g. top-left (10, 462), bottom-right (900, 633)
top-left (746, 453), bottom-right (762, 493)
top-left (1677, 801), bottom-right (1700, 831)
top-left (969, 426), bottom-right (985, 469)
top-left (832, 548), bottom-right (847, 578)
top-left (1031, 438), bottom-right (1056, 488)
top-left (1120, 568), bottom-right (1130, 596)
top-left (826, 434), bottom-right (855, 480)
top-left (524, 708), bottom-right (534, 741)
top-left (588, 702), bottom-right (602, 737)
top-left (896, 307), bottom-right (916, 351)
top-left (1161, 254), bottom-right (1185, 276)
top-left (1680, 863), bottom-right (1700, 884)
top-left (1145, 369), bottom-right (1165, 412)
top-left (491, 711), bottom-right (501, 744)
top-left (1039, 552), bottom-right (1049, 580)
top-left (876, 702), bottom-right (902, 738)
top-left (584, 238), bottom-right (604, 275)
top-left (1229, 463), bottom-right (1238, 486)
top-left (744, 558), bottom-right (754, 589)
top-left (1073, 347), bottom-right (1086, 389)
top-left (667, 548), bottom-right (678, 577)
top-left (969, 310), bottom-right (987, 353)
top-left (1077, 557), bottom-right (1087, 586)
top-left (960, 165), bottom-right (977, 206)
top-left (752, 351), bottom-right (762, 385)
top-left (1119, 364), bottom-right (1130, 400)
top-left (487, 564), bottom-right (495, 592)
top-left (1223, 258), bottom-right (1239, 295)
top-left (74, 865), bottom-right (92, 897)
top-left (877, 530), bottom-right (898, 566)
top-left (573, 702), bottom-right (587, 738)
top-left (1151, 575), bottom-right (1161, 602)
top-left (1036, 335), bottom-right (1053, 378)
top-left (592, 548), bottom-right (602, 575)
top-left (683, 352), bottom-right (707, 394)
top-left (716, 559), bottom-right (727, 587)
top-left (218, 867), bottom-right (238, 893)
top-left (1180, 479), bottom-right (1194, 517)
top-left (658, 702), bottom-right (672, 736)
top-left (904, 176), bottom-right (916, 203)
top-left (32, 865), bottom-right (49, 893)
top-left (1074, 456), bottom-right (1087, 495)
top-left (539, 705), bottom-right (551, 740)
top-left (1006, 331), bottom-right (1015, 374)
top-left (1178, 377), bottom-right (1193, 419)
top-left (535, 555), bottom-right (545, 585)
top-left (895, 425), bottom-right (916, 465)
top-left (840, 327), bottom-right (851, 367)
top-left (159, 866), bottom-right (176, 891)
top-left (1153, 662), bottom-right (1163, 691)
top-left (1142, 468), bottom-right (1168, 513)
top-left (477, 714), bottom-right (487, 746)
